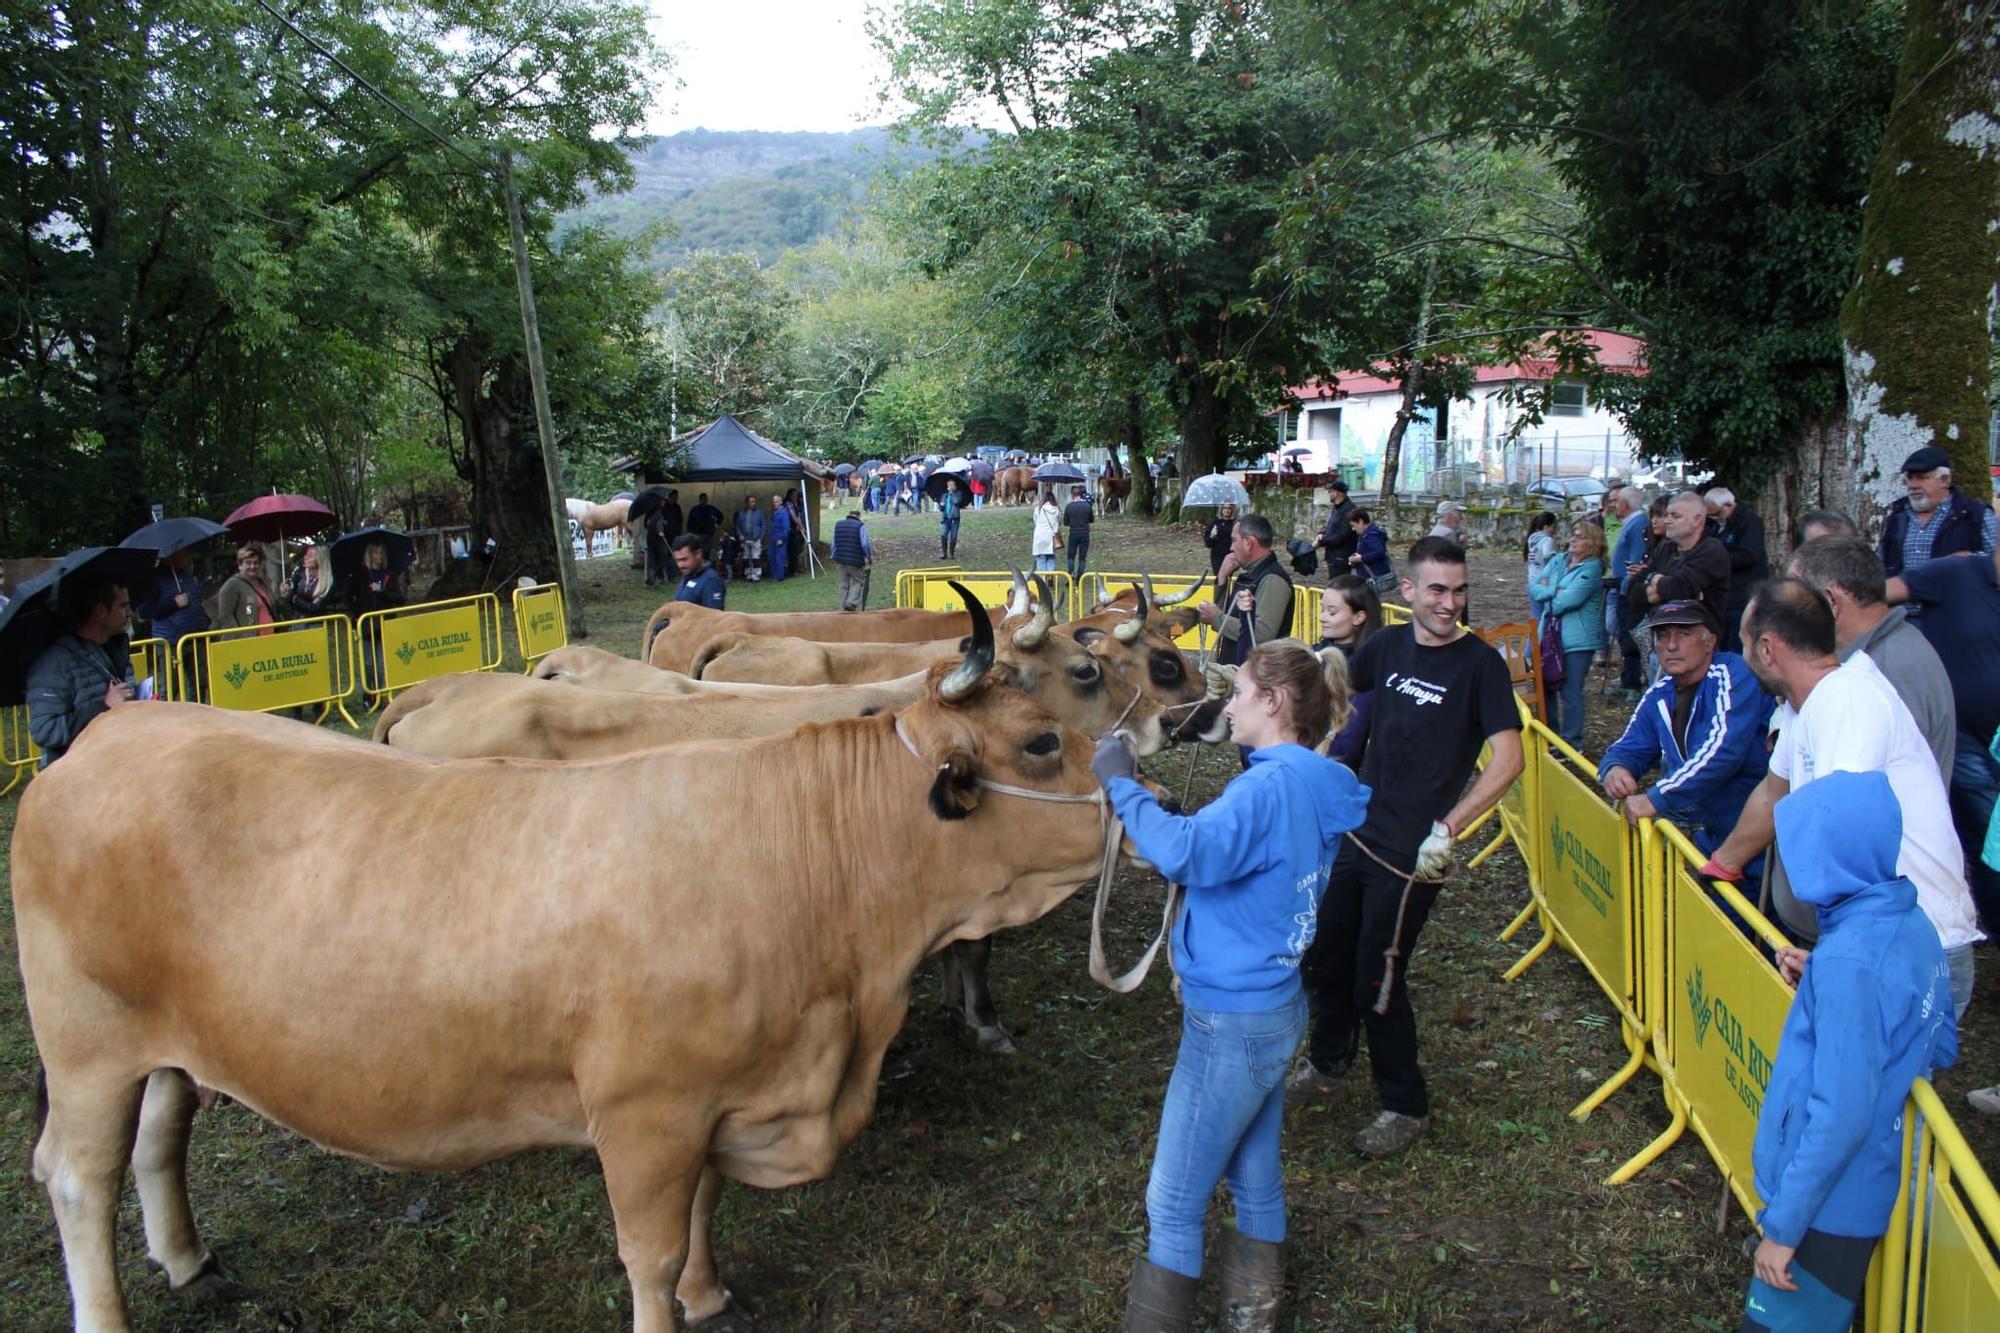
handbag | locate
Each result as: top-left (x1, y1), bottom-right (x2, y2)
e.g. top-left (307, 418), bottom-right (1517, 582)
top-left (1538, 610), bottom-right (1567, 687)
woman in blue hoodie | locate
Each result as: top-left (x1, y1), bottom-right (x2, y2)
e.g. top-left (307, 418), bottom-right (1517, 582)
top-left (1528, 521), bottom-right (1606, 749)
top-left (1091, 640), bottom-right (1371, 1332)
top-left (1746, 770), bottom-right (1957, 1332)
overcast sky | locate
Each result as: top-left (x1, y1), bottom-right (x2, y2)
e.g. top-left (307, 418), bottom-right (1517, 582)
top-left (647, 1), bottom-right (893, 134)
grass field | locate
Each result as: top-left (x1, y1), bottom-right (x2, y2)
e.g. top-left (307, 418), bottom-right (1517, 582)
top-left (2, 500), bottom-right (1994, 1329)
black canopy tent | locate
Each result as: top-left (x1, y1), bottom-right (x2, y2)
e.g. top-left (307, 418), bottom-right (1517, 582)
top-left (612, 416), bottom-right (829, 575)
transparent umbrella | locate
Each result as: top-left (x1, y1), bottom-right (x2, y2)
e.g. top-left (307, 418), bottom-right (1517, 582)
top-left (1182, 473), bottom-right (1250, 508)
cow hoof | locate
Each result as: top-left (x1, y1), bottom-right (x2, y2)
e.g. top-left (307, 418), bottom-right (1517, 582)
top-left (975, 1026), bottom-right (1017, 1056)
top-left (685, 1292), bottom-right (753, 1329)
top-left (152, 1251), bottom-right (235, 1303)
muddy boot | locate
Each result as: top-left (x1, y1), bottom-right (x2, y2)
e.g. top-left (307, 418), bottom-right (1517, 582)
top-left (1122, 1258), bottom-right (1198, 1333)
top-left (1215, 1228), bottom-right (1284, 1332)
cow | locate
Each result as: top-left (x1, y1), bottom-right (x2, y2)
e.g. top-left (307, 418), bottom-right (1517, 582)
top-left (530, 645), bottom-right (828, 697)
top-left (577, 498), bottom-right (632, 550)
top-left (15, 601), bottom-right (1139, 1333)
top-left (374, 668), bottom-right (931, 757)
top-left (564, 496), bottom-right (593, 526)
top-left (994, 465), bottom-right (1035, 505)
top-left (641, 570), bottom-right (1024, 673)
top-left (689, 632), bottom-right (963, 686)
top-left (1099, 471), bottom-right (1132, 514)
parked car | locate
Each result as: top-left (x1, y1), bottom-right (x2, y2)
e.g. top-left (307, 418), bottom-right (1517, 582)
top-left (1527, 476), bottom-right (1610, 507)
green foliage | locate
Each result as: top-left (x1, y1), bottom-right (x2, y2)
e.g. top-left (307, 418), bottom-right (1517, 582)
top-left (663, 251), bottom-right (796, 432)
top-left (0, 0), bottom-right (668, 552)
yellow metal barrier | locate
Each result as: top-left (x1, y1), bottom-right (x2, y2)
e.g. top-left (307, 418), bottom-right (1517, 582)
top-left (1081, 573), bottom-right (1213, 653)
top-left (128, 635), bottom-right (175, 702)
top-left (355, 593), bottom-right (503, 704)
top-left (1291, 585), bottom-right (1322, 641)
top-left (174, 615), bottom-right (359, 727)
top-left (893, 565), bottom-right (962, 609)
top-left (1499, 721), bottom-right (1649, 1118)
top-left (1, 704), bottom-right (40, 795)
top-left (902, 569), bottom-right (1070, 620)
top-left (1609, 819), bottom-right (1792, 1222)
top-left (1876, 1079), bottom-right (2000, 1330)
top-left (512, 582), bottom-right (568, 669)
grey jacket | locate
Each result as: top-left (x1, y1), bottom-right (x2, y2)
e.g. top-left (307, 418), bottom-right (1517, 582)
top-left (736, 506), bottom-right (768, 542)
top-left (25, 634), bottom-right (133, 767)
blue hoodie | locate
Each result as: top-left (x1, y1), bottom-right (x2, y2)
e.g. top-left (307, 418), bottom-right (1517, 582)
top-left (1107, 745), bottom-right (1370, 1012)
top-left (1752, 771), bottom-right (1957, 1247)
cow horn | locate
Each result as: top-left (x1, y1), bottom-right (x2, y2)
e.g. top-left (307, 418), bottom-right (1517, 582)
top-left (1007, 567), bottom-right (1031, 618)
top-left (1151, 575), bottom-right (1204, 607)
top-left (940, 582), bottom-right (994, 702)
top-left (1012, 576), bottom-right (1054, 651)
top-left (1113, 574), bottom-right (1152, 643)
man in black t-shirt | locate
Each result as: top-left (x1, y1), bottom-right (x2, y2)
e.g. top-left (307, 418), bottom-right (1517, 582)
top-left (1062, 485), bottom-right (1094, 578)
top-left (1294, 537), bottom-right (1525, 1157)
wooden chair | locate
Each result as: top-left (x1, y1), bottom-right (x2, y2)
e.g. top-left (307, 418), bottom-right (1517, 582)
top-left (1476, 620), bottom-right (1548, 725)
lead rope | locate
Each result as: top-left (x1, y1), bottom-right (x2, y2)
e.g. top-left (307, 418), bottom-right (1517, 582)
top-left (1342, 830), bottom-right (1429, 1016)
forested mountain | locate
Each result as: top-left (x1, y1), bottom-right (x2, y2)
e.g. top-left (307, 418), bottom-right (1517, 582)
top-left (571, 128), bottom-right (934, 269)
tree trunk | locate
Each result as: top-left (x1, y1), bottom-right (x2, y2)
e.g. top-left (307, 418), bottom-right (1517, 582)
top-left (1838, 0), bottom-right (2000, 518)
top-left (428, 336), bottom-right (565, 598)
top-left (1124, 392), bottom-right (1156, 517)
top-left (1378, 367), bottom-right (1422, 507)
top-left (1174, 372), bottom-right (1223, 480)
top-left (1759, 414), bottom-right (1850, 559)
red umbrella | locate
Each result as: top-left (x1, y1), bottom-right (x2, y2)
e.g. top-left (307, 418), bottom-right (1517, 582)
top-left (223, 494), bottom-right (336, 543)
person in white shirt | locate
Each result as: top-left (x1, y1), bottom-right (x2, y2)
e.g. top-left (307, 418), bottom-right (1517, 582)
top-left (1707, 578), bottom-right (1982, 1016)
top-left (1030, 489), bottom-right (1062, 572)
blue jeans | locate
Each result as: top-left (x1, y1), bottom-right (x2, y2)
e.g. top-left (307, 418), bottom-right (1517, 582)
top-left (1145, 995), bottom-right (1307, 1277)
top-left (1949, 732), bottom-right (2000, 933)
top-left (1034, 553), bottom-right (1057, 571)
top-left (1548, 648), bottom-right (1596, 749)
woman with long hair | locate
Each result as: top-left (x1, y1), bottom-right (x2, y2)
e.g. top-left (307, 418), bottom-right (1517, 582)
top-left (1315, 575), bottom-right (1380, 767)
top-left (1091, 640), bottom-right (1369, 1331)
top-left (1529, 522), bottom-right (1607, 748)
top-left (1523, 511), bottom-right (1560, 620)
top-left (288, 542), bottom-right (337, 617)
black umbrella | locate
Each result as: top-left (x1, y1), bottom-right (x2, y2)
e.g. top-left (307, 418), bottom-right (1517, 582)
top-left (121, 516), bottom-right (229, 558)
top-left (969, 460), bottom-right (996, 483)
top-left (903, 454), bottom-right (929, 465)
top-left (626, 488), bottom-right (676, 524)
top-left (832, 463), bottom-right (856, 476)
top-left (0, 546), bottom-right (159, 706)
top-left (1034, 462), bottom-right (1087, 484)
top-left (860, 459), bottom-right (885, 471)
top-left (925, 470), bottom-right (973, 504)
top-left (330, 527), bottom-right (416, 584)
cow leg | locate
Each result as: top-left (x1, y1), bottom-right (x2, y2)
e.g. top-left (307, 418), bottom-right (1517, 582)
top-left (674, 1165), bottom-right (732, 1324)
top-left (598, 1133), bottom-right (703, 1333)
top-left (945, 938), bottom-right (1015, 1055)
top-left (33, 1068), bottom-right (146, 1332)
top-left (133, 1069), bottom-right (215, 1290)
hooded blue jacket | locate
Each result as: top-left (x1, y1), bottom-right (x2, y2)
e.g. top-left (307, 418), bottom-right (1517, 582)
top-left (1752, 771), bottom-right (1957, 1247)
top-left (1108, 744), bottom-right (1370, 1012)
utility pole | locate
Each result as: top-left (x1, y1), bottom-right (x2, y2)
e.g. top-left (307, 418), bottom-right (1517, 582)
top-left (500, 147), bottom-right (586, 637)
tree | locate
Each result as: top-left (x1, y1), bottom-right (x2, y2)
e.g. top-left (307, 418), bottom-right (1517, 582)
top-left (1838, 0), bottom-right (2000, 516)
top-left (663, 252), bottom-right (795, 432)
top-left (879, 0), bottom-right (1339, 482)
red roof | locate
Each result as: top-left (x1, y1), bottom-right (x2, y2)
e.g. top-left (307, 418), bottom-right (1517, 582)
top-left (1289, 329), bottom-right (1647, 402)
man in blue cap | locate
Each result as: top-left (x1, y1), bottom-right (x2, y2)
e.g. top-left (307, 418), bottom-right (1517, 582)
top-left (1744, 769), bottom-right (1957, 1332)
top-left (1877, 445), bottom-right (1997, 580)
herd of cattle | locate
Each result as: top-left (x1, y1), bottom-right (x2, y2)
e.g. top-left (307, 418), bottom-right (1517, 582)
top-left (13, 571), bottom-right (1231, 1331)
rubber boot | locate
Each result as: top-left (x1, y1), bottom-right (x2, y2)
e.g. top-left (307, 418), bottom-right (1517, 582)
top-left (1214, 1229), bottom-right (1284, 1333)
top-left (1123, 1258), bottom-right (1198, 1333)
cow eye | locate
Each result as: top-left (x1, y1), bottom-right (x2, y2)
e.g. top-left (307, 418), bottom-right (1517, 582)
top-left (1024, 732), bottom-right (1062, 756)
top-left (1149, 653), bottom-right (1185, 686)
top-left (1070, 661), bottom-right (1101, 683)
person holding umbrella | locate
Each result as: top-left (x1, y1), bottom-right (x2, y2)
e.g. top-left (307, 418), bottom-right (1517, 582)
top-left (937, 476), bottom-right (964, 560)
top-left (1032, 487), bottom-right (1062, 572)
top-left (136, 549), bottom-right (210, 652)
top-left (26, 574), bottom-right (139, 767)
top-left (342, 539), bottom-right (410, 691)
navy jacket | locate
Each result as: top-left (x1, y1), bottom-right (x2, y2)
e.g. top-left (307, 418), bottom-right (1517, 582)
top-left (674, 566), bottom-right (726, 609)
top-left (137, 568), bottom-right (210, 646)
top-left (1599, 652), bottom-right (1774, 846)
top-left (1879, 488), bottom-right (1990, 577)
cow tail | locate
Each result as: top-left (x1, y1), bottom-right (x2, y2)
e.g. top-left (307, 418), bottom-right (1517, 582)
top-left (687, 635), bottom-right (729, 680)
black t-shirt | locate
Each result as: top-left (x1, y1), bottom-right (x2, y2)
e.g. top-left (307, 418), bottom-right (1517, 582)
top-left (1350, 625), bottom-right (1521, 857)
top-left (1064, 498), bottom-right (1094, 533)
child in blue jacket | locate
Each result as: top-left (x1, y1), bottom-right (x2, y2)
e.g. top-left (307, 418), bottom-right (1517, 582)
top-left (1091, 640), bottom-right (1371, 1331)
top-left (1745, 770), bottom-right (1957, 1331)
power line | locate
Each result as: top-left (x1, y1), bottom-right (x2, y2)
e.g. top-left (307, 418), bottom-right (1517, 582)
top-left (245, 0), bottom-right (494, 175)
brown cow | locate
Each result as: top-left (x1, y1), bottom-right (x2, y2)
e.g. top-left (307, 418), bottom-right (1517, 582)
top-left (690, 632), bottom-right (963, 686)
top-left (16, 615), bottom-right (1135, 1332)
top-left (641, 571), bottom-right (1023, 673)
top-left (530, 645), bottom-right (814, 697)
top-left (995, 465), bottom-right (1035, 505)
top-left (375, 669), bottom-right (930, 757)
top-left (577, 497), bottom-right (632, 547)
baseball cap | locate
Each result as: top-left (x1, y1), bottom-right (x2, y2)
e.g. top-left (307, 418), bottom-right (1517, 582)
top-left (1901, 445), bottom-right (1950, 474)
top-left (1645, 599), bottom-right (1717, 633)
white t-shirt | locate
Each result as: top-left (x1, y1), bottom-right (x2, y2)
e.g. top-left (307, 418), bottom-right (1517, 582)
top-left (1770, 654), bottom-right (1982, 948)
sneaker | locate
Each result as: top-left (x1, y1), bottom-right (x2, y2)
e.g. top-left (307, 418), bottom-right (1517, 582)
top-left (1354, 1110), bottom-right (1429, 1158)
top-left (1967, 1085), bottom-right (2000, 1116)
top-left (1286, 1058), bottom-right (1343, 1097)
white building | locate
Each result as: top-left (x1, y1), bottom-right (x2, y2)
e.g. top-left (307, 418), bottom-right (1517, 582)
top-left (1270, 330), bottom-right (1648, 491)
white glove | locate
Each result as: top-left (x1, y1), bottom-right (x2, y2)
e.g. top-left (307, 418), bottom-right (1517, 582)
top-left (1414, 821), bottom-right (1454, 881)
top-left (1202, 662), bottom-right (1236, 700)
